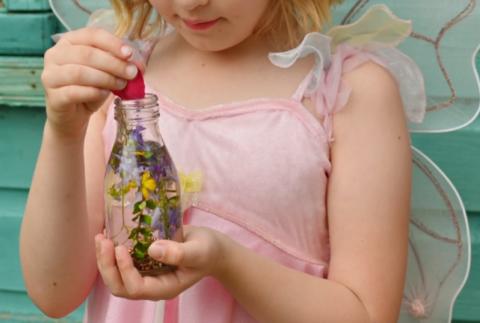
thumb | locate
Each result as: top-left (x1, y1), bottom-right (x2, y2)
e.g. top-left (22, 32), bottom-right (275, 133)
top-left (148, 240), bottom-right (201, 268)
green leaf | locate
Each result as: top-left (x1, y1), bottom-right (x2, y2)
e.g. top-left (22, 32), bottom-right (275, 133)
top-left (144, 151), bottom-right (153, 159)
top-left (128, 228), bottom-right (139, 239)
top-left (159, 198), bottom-right (167, 209)
top-left (138, 227), bottom-right (149, 236)
top-left (146, 199), bottom-right (156, 209)
top-left (136, 241), bottom-right (149, 252)
top-left (141, 215), bottom-right (152, 225)
top-left (108, 185), bottom-right (120, 199)
top-left (133, 248), bottom-right (145, 259)
top-left (143, 232), bottom-right (153, 241)
top-left (133, 201), bottom-right (143, 214)
top-left (168, 196), bottom-right (179, 206)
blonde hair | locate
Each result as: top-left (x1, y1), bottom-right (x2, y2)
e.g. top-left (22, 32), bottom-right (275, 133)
top-left (111, 0), bottom-right (343, 50)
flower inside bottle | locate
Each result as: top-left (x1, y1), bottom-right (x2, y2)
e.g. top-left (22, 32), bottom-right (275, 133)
top-left (104, 94), bottom-right (183, 276)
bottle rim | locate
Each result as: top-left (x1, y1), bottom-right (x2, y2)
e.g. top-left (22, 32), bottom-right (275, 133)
top-left (114, 93), bottom-right (159, 124)
top-left (114, 93), bottom-right (158, 110)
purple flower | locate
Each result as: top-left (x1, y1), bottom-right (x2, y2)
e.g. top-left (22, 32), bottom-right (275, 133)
top-left (119, 157), bottom-right (139, 183)
top-left (152, 207), bottom-right (163, 229)
top-left (168, 207), bottom-right (181, 238)
top-left (150, 164), bottom-right (165, 182)
top-left (151, 206), bottom-right (181, 240)
top-left (131, 125), bottom-right (145, 146)
top-left (168, 207), bottom-right (181, 228)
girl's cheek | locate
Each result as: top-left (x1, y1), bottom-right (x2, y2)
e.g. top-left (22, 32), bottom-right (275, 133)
top-left (148, 0), bottom-right (171, 17)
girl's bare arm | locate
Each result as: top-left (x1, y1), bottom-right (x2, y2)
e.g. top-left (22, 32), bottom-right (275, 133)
top-left (20, 27), bottom-right (136, 317)
top-left (213, 61), bottom-right (411, 323)
top-left (20, 104), bottom-right (109, 318)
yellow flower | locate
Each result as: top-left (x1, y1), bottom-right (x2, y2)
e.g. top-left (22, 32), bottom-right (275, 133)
top-left (141, 171), bottom-right (156, 199)
top-left (179, 171), bottom-right (203, 194)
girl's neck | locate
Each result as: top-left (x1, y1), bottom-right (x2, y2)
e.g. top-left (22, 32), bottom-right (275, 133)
top-left (170, 31), bottom-right (272, 65)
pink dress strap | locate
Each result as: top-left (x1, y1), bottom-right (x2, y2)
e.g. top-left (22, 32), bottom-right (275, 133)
top-left (270, 32), bottom-right (427, 142)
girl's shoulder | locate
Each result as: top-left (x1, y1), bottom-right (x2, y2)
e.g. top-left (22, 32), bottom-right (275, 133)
top-left (268, 5), bottom-right (426, 127)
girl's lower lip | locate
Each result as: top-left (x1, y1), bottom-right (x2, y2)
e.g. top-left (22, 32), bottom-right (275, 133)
top-left (183, 18), bottom-right (220, 31)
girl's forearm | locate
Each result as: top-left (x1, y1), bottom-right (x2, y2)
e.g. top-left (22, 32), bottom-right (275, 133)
top-left (214, 236), bottom-right (371, 323)
top-left (20, 122), bottom-right (98, 317)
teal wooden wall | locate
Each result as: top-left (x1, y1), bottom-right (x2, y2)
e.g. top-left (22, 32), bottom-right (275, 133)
top-left (0, 2), bottom-right (479, 322)
top-left (0, 1), bottom-right (83, 321)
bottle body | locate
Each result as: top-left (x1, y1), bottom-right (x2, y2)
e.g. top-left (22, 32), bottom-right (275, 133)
top-left (104, 94), bottom-right (182, 275)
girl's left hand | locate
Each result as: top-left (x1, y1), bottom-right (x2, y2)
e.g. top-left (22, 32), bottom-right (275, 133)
top-left (94, 225), bottom-right (227, 300)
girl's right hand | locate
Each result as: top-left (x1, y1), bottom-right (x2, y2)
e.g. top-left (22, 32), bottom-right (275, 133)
top-left (41, 27), bottom-right (139, 139)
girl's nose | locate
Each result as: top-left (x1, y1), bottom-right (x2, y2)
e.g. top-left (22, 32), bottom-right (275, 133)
top-left (174, 0), bottom-right (208, 12)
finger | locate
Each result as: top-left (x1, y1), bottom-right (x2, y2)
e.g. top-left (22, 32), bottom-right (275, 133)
top-left (49, 45), bottom-right (138, 80)
top-left (115, 246), bottom-right (196, 301)
top-left (136, 267), bottom-right (202, 300)
top-left (48, 85), bottom-right (110, 108)
top-left (95, 235), bottom-right (128, 296)
top-left (114, 245), bottom-right (146, 299)
top-left (148, 239), bottom-right (205, 268)
top-left (44, 64), bottom-right (127, 91)
top-left (59, 28), bottom-right (132, 60)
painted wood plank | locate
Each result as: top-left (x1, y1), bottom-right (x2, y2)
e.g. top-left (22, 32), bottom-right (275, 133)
top-left (4, 0), bottom-right (50, 12)
top-left (0, 189), bottom-right (85, 322)
top-left (452, 213), bottom-right (480, 322)
top-left (0, 56), bottom-right (45, 107)
top-left (0, 106), bottom-right (45, 190)
top-left (412, 116), bottom-right (480, 212)
top-left (0, 219), bottom-right (26, 291)
top-left (0, 12), bottom-right (58, 55)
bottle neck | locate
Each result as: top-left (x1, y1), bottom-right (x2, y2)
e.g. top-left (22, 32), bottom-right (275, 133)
top-left (114, 93), bottom-right (159, 129)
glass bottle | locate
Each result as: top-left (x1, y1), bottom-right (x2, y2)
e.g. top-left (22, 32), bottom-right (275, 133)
top-left (104, 94), bottom-right (182, 276)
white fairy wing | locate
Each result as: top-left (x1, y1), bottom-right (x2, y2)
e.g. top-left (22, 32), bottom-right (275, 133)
top-left (403, 148), bottom-right (470, 322)
top-left (331, 0), bottom-right (480, 133)
top-left (49, 0), bottom-right (111, 31)
top-left (327, 2), bottom-right (476, 322)
top-left (49, 0), bottom-right (158, 71)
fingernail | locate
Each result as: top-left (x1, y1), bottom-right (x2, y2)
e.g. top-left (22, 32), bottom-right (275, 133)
top-left (121, 45), bottom-right (133, 57)
top-left (126, 64), bottom-right (138, 79)
top-left (149, 244), bottom-right (165, 258)
top-left (116, 79), bottom-right (127, 89)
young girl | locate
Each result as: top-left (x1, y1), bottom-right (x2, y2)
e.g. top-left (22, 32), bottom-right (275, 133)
top-left (20, 0), bottom-right (415, 322)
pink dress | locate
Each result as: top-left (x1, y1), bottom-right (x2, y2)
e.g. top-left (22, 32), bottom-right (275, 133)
top-left (84, 32), bottom-right (423, 323)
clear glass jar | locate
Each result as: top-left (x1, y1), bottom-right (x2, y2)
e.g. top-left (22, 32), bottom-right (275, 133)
top-left (104, 94), bottom-right (182, 276)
